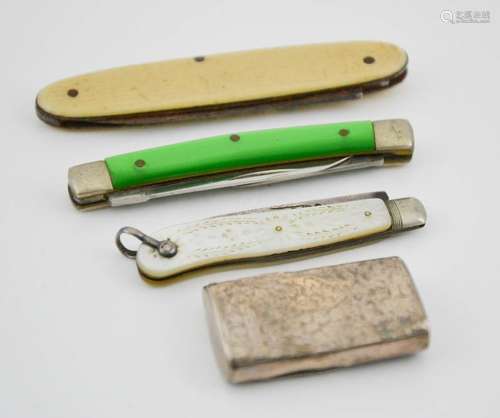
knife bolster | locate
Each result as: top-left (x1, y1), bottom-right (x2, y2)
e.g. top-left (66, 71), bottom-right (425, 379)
top-left (387, 197), bottom-right (427, 231)
top-left (68, 161), bottom-right (113, 206)
top-left (374, 119), bottom-right (414, 164)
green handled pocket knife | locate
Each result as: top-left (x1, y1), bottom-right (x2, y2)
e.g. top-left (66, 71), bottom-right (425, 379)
top-left (68, 119), bottom-right (414, 210)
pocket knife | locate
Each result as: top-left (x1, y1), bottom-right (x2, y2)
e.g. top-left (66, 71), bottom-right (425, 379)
top-left (116, 191), bottom-right (426, 280)
top-left (68, 119), bottom-right (414, 210)
top-left (36, 41), bottom-right (407, 127)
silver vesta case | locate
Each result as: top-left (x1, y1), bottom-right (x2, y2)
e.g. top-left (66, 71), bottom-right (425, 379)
top-left (203, 257), bottom-right (429, 383)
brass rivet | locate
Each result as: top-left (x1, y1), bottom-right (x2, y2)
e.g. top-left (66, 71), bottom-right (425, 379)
top-left (363, 56), bottom-right (375, 64)
top-left (134, 159), bottom-right (146, 168)
top-left (194, 56), bottom-right (205, 62)
top-left (230, 134), bottom-right (240, 142)
top-left (67, 89), bottom-right (79, 97)
top-left (364, 211), bottom-right (372, 217)
top-left (275, 226), bottom-right (283, 232)
top-left (339, 128), bottom-right (350, 137)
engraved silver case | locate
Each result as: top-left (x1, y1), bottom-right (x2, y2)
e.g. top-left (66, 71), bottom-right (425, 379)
top-left (203, 257), bottom-right (429, 383)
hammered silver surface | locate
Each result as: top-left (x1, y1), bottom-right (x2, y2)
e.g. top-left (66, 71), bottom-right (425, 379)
top-left (204, 257), bottom-right (428, 382)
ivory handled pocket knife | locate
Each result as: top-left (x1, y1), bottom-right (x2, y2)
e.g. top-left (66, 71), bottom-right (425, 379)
top-left (36, 41), bottom-right (408, 127)
top-left (68, 119), bottom-right (414, 210)
top-left (115, 191), bottom-right (426, 280)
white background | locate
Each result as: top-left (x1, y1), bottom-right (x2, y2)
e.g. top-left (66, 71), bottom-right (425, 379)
top-left (1, 1), bottom-right (499, 417)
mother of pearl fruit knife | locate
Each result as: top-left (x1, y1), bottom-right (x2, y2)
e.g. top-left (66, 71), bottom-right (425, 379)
top-left (68, 119), bottom-right (414, 210)
top-left (115, 191), bottom-right (426, 280)
top-left (36, 41), bottom-right (407, 127)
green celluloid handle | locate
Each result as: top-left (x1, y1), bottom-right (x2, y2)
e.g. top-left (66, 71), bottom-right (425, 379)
top-left (105, 121), bottom-right (375, 190)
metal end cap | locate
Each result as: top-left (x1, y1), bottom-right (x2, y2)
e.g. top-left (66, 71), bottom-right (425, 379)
top-left (373, 119), bottom-right (414, 164)
top-left (68, 160), bottom-right (114, 205)
top-left (387, 197), bottom-right (427, 231)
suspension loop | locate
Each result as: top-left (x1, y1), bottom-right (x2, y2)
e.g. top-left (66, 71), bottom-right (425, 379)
top-left (115, 226), bottom-right (178, 259)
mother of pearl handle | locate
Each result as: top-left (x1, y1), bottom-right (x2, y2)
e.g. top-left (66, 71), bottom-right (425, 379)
top-left (136, 198), bottom-right (392, 279)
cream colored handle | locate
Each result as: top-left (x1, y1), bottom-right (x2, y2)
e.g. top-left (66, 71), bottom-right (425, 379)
top-left (136, 198), bottom-right (392, 279)
top-left (37, 41), bottom-right (407, 125)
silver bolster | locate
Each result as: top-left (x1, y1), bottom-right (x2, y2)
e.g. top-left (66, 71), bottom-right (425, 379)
top-left (68, 161), bottom-right (114, 205)
top-left (373, 119), bottom-right (414, 164)
top-left (386, 198), bottom-right (427, 231)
